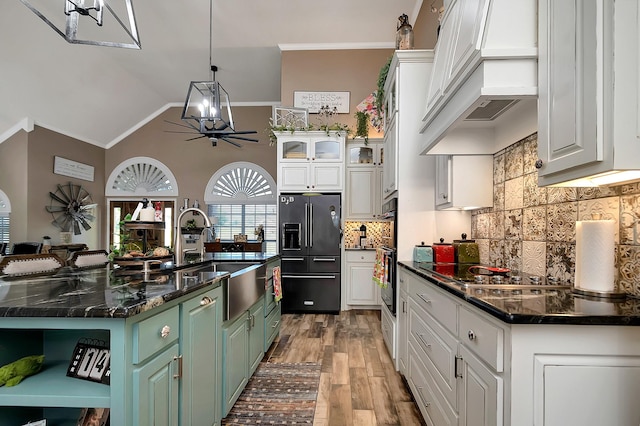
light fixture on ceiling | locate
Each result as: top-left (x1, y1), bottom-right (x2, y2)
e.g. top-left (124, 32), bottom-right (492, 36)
top-left (177, 0), bottom-right (258, 147)
top-left (19, 0), bottom-right (141, 49)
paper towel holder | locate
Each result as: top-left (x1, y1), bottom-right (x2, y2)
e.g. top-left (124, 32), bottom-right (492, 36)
top-left (573, 287), bottom-right (627, 300)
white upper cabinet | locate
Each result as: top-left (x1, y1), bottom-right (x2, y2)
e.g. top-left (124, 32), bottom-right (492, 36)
top-left (435, 155), bottom-right (493, 210)
top-left (420, 0), bottom-right (538, 156)
top-left (346, 140), bottom-right (384, 220)
top-left (537, 0), bottom-right (640, 187)
top-left (276, 131), bottom-right (345, 192)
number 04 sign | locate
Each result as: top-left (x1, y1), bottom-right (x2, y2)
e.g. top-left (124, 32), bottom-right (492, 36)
top-left (66, 339), bottom-right (111, 385)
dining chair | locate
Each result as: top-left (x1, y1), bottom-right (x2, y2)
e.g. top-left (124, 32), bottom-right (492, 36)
top-left (11, 242), bottom-right (42, 255)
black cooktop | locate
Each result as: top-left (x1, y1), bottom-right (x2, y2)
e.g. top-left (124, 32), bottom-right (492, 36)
top-left (415, 262), bottom-right (571, 286)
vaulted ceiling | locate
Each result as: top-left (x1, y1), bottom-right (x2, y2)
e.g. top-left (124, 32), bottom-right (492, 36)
top-left (0, 0), bottom-right (421, 148)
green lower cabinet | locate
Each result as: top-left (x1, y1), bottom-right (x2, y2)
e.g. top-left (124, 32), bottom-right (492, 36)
top-left (222, 311), bottom-right (250, 416)
top-left (265, 302), bottom-right (281, 351)
top-left (249, 300), bottom-right (265, 375)
top-left (222, 296), bottom-right (266, 417)
top-left (133, 343), bottom-right (180, 426)
top-left (181, 287), bottom-right (223, 426)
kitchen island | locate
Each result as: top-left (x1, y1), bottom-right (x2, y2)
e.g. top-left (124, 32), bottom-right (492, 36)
top-left (0, 253), bottom-right (279, 426)
top-left (397, 261), bottom-right (640, 426)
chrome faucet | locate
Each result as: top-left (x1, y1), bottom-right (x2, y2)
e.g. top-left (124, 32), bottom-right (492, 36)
top-left (174, 207), bottom-right (212, 267)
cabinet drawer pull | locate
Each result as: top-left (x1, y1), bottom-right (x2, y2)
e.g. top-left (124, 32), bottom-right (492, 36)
top-left (417, 294), bottom-right (432, 304)
top-left (467, 330), bottom-right (476, 341)
top-left (272, 320), bottom-right (280, 328)
top-left (455, 355), bottom-right (463, 379)
top-left (160, 325), bottom-right (171, 339)
top-left (416, 386), bottom-right (430, 407)
top-left (173, 355), bottom-right (183, 379)
top-left (417, 333), bottom-right (431, 349)
top-left (402, 300), bottom-right (407, 313)
top-left (200, 296), bottom-right (213, 306)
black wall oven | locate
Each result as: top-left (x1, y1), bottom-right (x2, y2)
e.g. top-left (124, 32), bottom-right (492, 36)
top-left (380, 197), bottom-right (397, 315)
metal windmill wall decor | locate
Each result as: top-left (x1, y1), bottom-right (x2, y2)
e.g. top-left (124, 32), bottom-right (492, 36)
top-left (46, 183), bottom-right (96, 235)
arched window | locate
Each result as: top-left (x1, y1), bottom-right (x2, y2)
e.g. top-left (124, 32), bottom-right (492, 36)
top-left (0, 189), bottom-right (11, 246)
top-left (105, 157), bottom-right (178, 251)
top-left (204, 162), bottom-right (277, 252)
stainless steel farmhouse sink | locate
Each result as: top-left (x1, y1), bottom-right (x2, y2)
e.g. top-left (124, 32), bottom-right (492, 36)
top-left (196, 262), bottom-right (266, 321)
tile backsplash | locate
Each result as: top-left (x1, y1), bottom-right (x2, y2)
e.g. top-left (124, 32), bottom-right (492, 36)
top-left (471, 133), bottom-right (640, 296)
top-left (344, 221), bottom-right (389, 248)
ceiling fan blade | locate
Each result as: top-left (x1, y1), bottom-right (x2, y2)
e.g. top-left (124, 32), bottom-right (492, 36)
top-left (185, 135), bottom-right (206, 141)
top-left (46, 206), bottom-right (68, 213)
top-left (221, 137), bottom-right (242, 148)
top-left (165, 130), bottom-right (200, 135)
top-left (227, 130), bottom-right (258, 135)
top-left (164, 120), bottom-right (197, 130)
top-left (225, 135), bottom-right (259, 142)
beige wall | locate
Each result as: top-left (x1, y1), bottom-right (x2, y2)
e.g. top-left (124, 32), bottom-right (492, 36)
top-left (281, 49), bottom-right (394, 140)
top-left (414, 0), bottom-right (442, 49)
top-left (0, 126), bottom-right (106, 247)
top-left (106, 106), bottom-right (276, 209)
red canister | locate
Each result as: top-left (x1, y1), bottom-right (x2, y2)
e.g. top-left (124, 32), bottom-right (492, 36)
top-left (432, 238), bottom-right (455, 263)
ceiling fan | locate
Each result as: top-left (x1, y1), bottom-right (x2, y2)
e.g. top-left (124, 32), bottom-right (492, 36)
top-left (164, 117), bottom-right (259, 148)
top-left (165, 0), bottom-right (258, 148)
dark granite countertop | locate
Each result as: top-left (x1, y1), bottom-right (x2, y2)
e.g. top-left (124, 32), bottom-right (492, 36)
top-left (0, 254), bottom-right (279, 319)
top-left (399, 261), bottom-right (640, 326)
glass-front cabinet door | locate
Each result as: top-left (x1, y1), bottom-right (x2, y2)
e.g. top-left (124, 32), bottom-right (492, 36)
top-left (281, 139), bottom-right (309, 161)
top-left (312, 138), bottom-right (341, 161)
top-left (348, 145), bottom-right (374, 165)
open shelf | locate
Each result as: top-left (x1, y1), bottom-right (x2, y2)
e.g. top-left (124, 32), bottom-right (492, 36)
top-left (0, 361), bottom-right (110, 408)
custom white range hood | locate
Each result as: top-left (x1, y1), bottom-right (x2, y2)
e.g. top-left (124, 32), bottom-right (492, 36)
top-left (419, 0), bottom-right (538, 155)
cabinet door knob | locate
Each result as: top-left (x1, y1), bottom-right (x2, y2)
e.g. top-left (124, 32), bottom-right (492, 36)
top-left (535, 159), bottom-right (543, 169)
top-left (160, 325), bottom-right (171, 339)
top-left (468, 330), bottom-right (476, 341)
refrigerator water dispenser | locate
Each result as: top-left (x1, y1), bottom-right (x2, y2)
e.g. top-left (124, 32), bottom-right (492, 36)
top-left (283, 223), bottom-right (301, 250)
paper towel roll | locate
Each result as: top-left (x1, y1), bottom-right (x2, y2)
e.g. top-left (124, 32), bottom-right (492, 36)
top-left (575, 220), bottom-right (615, 293)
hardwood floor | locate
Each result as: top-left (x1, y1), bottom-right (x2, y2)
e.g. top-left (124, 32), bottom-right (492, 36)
top-left (265, 310), bottom-right (426, 426)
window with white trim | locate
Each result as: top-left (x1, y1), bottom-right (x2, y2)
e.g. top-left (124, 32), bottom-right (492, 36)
top-left (204, 162), bottom-right (277, 253)
top-left (0, 189), bottom-right (11, 246)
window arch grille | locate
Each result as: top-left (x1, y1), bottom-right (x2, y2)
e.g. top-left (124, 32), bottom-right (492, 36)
top-left (204, 162), bottom-right (275, 205)
top-left (0, 189), bottom-right (10, 214)
top-left (105, 156), bottom-right (179, 197)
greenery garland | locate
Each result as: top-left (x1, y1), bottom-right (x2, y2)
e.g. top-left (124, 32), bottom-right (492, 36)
top-left (376, 56), bottom-right (393, 116)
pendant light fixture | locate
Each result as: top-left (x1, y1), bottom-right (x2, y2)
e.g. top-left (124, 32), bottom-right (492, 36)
top-left (179, 0), bottom-right (258, 147)
top-left (19, 0), bottom-right (141, 49)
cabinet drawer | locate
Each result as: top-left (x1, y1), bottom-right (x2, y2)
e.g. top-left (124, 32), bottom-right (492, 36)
top-left (133, 306), bottom-right (180, 364)
top-left (409, 275), bottom-right (458, 335)
top-left (345, 250), bottom-right (376, 263)
top-left (409, 301), bottom-right (457, 410)
top-left (265, 304), bottom-right (281, 351)
top-left (265, 283), bottom-right (276, 315)
top-left (381, 306), bottom-right (396, 360)
top-left (408, 342), bottom-right (457, 426)
top-left (459, 306), bottom-right (504, 372)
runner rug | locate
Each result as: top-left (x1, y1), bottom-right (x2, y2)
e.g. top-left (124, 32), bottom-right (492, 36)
top-left (222, 362), bottom-right (321, 425)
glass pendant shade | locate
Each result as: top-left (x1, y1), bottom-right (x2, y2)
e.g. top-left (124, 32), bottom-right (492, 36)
top-left (181, 80), bottom-right (235, 134)
top-left (396, 14), bottom-right (414, 50)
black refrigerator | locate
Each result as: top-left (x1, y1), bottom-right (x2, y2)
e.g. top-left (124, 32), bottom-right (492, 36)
top-left (279, 193), bottom-right (341, 313)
